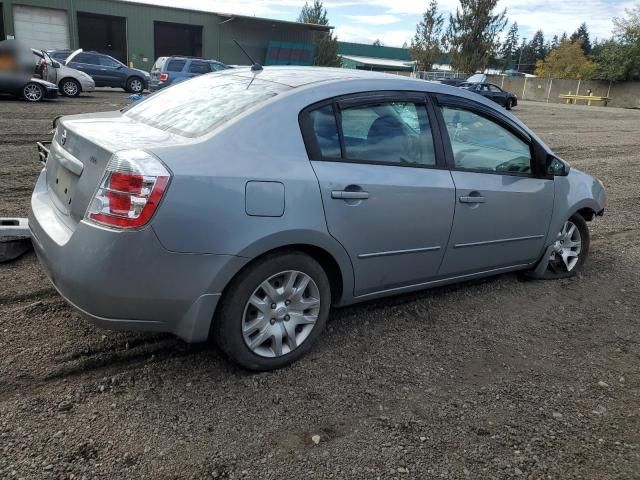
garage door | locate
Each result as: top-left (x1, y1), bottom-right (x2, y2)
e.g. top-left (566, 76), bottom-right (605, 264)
top-left (13, 5), bottom-right (70, 50)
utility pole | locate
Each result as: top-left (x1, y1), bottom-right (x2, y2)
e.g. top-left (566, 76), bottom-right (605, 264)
top-left (516, 37), bottom-right (526, 72)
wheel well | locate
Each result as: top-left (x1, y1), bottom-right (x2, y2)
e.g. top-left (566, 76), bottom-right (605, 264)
top-left (222, 245), bottom-right (344, 306)
top-left (577, 208), bottom-right (596, 221)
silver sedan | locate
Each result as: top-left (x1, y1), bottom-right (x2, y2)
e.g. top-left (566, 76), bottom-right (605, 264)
top-left (29, 67), bottom-right (606, 370)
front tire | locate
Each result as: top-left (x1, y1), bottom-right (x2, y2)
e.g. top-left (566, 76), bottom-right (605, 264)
top-left (60, 78), bottom-right (81, 97)
top-left (539, 214), bottom-right (590, 279)
top-left (213, 251), bottom-right (331, 371)
top-left (126, 77), bottom-right (144, 94)
top-left (23, 82), bottom-right (44, 102)
top-left (506, 98), bottom-right (513, 110)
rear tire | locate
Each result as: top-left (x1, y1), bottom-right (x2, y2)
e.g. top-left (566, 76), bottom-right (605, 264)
top-left (213, 251), bottom-right (331, 371)
top-left (23, 82), bottom-right (44, 102)
top-left (126, 76), bottom-right (144, 94)
top-left (60, 78), bottom-right (81, 97)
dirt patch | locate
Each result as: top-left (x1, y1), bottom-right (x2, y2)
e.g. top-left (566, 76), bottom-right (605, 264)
top-left (0, 95), bottom-right (639, 479)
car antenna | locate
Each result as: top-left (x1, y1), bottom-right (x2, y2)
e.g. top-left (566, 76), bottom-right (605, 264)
top-left (233, 40), bottom-right (263, 72)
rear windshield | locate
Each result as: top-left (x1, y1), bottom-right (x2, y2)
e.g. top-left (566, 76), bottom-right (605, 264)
top-left (124, 73), bottom-right (289, 137)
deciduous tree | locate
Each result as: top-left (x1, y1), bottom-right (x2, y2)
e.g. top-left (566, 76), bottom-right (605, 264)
top-left (535, 40), bottom-right (595, 78)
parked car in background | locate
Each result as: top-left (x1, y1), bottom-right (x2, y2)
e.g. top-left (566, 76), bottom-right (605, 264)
top-left (33, 49), bottom-right (94, 97)
top-left (435, 78), bottom-right (467, 87)
top-left (0, 74), bottom-right (57, 102)
top-left (30, 68), bottom-right (606, 371)
top-left (460, 82), bottom-right (518, 110)
top-left (48, 49), bottom-right (149, 93)
top-left (0, 39), bottom-right (58, 102)
top-left (149, 56), bottom-right (229, 91)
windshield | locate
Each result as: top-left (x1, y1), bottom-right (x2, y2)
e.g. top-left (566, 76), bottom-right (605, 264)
top-left (124, 73), bottom-right (289, 137)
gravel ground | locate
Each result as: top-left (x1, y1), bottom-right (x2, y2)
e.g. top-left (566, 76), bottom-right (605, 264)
top-left (0, 92), bottom-right (639, 480)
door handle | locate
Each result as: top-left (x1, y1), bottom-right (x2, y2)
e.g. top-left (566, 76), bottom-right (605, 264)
top-left (331, 190), bottom-right (369, 200)
top-left (459, 195), bottom-right (485, 203)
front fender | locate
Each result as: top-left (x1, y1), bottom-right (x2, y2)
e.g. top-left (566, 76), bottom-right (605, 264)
top-left (544, 168), bottom-right (607, 245)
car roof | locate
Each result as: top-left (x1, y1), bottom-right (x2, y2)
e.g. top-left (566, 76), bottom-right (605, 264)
top-left (214, 66), bottom-right (424, 89)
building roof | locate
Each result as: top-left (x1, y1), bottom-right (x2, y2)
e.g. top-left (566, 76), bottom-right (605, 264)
top-left (337, 41), bottom-right (411, 61)
top-left (116, 0), bottom-right (331, 31)
top-left (340, 54), bottom-right (416, 71)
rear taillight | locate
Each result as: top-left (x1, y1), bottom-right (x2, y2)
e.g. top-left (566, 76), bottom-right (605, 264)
top-left (86, 150), bottom-right (171, 229)
top-left (159, 73), bottom-right (169, 81)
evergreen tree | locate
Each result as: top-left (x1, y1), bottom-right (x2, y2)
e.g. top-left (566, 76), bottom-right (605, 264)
top-left (500, 22), bottom-right (519, 70)
top-left (409, 0), bottom-right (445, 71)
top-left (373, 39), bottom-right (382, 46)
top-left (570, 22), bottom-right (592, 54)
top-left (530, 30), bottom-right (547, 61)
top-left (298, 1), bottom-right (341, 67)
top-left (551, 35), bottom-right (560, 50)
top-left (446, 0), bottom-right (507, 73)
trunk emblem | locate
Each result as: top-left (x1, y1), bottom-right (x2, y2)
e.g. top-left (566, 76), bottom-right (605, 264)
top-left (61, 129), bottom-right (67, 145)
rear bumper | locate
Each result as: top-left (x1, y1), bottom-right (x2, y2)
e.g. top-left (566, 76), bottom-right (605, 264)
top-left (149, 80), bottom-right (169, 92)
top-left (29, 170), bottom-right (247, 342)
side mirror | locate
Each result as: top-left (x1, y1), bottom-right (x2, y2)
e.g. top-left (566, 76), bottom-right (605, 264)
top-left (52, 61), bottom-right (61, 68)
top-left (117, 65), bottom-right (124, 70)
top-left (546, 155), bottom-right (571, 176)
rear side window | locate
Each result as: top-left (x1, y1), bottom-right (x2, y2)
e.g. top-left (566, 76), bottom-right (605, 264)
top-left (309, 105), bottom-right (340, 158)
top-left (340, 101), bottom-right (435, 166)
top-left (124, 74), bottom-right (289, 137)
top-left (189, 61), bottom-right (211, 74)
top-left (74, 53), bottom-right (98, 65)
top-left (166, 59), bottom-right (186, 72)
top-left (441, 106), bottom-right (531, 174)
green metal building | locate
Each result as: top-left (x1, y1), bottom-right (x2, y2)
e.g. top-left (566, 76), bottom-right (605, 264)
top-left (337, 41), bottom-right (415, 73)
top-left (0, 0), bottom-right (329, 71)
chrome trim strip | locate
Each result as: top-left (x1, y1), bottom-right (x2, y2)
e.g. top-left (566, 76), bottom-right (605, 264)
top-left (454, 234), bottom-right (544, 249)
top-left (358, 246), bottom-right (440, 259)
top-left (355, 264), bottom-right (530, 299)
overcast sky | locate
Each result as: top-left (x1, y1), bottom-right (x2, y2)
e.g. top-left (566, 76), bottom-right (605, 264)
top-left (124, 0), bottom-right (633, 47)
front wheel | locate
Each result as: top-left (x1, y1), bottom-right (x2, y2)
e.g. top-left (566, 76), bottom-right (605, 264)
top-left (23, 82), bottom-right (44, 102)
top-left (539, 214), bottom-right (590, 279)
top-left (126, 77), bottom-right (144, 94)
top-left (213, 252), bottom-right (331, 371)
top-left (506, 98), bottom-right (514, 110)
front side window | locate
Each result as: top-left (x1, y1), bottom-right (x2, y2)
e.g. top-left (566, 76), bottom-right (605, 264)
top-left (339, 101), bottom-right (436, 166)
top-left (489, 85), bottom-right (502, 93)
top-left (441, 106), bottom-right (532, 174)
top-left (99, 56), bottom-right (121, 68)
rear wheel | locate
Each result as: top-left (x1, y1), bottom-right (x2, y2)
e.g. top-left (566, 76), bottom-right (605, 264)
top-left (539, 214), bottom-right (590, 279)
top-left (23, 82), bottom-right (44, 102)
top-left (126, 77), bottom-right (144, 94)
top-left (60, 78), bottom-right (81, 97)
top-left (213, 251), bottom-right (331, 371)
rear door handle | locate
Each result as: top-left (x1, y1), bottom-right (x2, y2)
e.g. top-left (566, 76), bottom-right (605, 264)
top-left (459, 195), bottom-right (485, 203)
top-left (331, 190), bottom-right (369, 200)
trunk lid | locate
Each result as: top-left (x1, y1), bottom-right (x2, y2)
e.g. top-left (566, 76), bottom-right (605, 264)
top-left (45, 112), bottom-right (189, 230)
